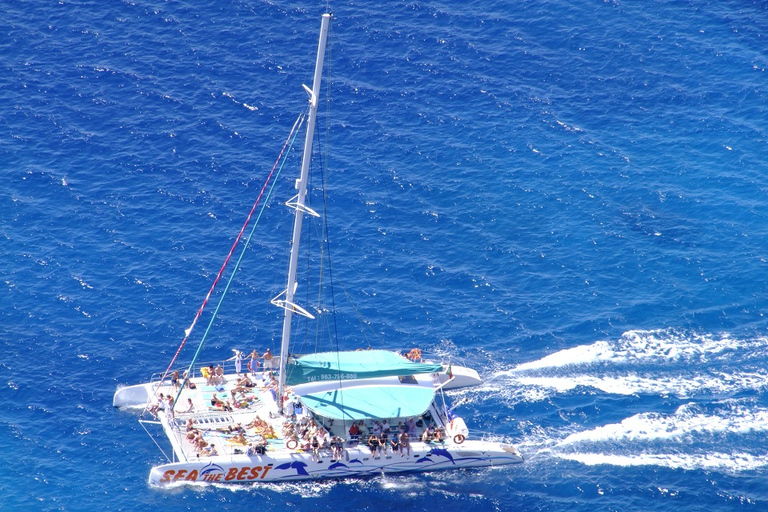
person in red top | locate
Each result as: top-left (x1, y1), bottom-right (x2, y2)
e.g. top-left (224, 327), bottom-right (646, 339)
top-left (348, 422), bottom-right (360, 444)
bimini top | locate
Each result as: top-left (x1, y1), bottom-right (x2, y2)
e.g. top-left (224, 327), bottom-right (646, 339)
top-left (297, 381), bottom-right (436, 421)
top-left (285, 349), bottom-right (442, 386)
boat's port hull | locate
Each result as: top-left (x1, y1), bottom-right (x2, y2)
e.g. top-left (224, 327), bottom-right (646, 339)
top-left (113, 382), bottom-right (153, 408)
top-left (149, 440), bottom-right (523, 485)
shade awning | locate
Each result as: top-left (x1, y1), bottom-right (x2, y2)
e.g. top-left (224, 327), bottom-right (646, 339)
top-left (285, 349), bottom-right (442, 386)
top-left (298, 382), bottom-right (435, 421)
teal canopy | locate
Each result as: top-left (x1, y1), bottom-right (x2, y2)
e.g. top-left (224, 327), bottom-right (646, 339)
top-left (285, 349), bottom-right (442, 386)
top-left (298, 383), bottom-right (436, 421)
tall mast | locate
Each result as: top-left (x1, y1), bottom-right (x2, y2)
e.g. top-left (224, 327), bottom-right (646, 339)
top-left (274, 13), bottom-right (332, 413)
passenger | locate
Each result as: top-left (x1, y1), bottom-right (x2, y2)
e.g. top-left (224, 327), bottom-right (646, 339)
top-left (311, 435), bottom-right (321, 462)
top-left (215, 364), bottom-right (225, 384)
top-left (184, 398), bottom-right (195, 414)
top-left (248, 350), bottom-right (260, 375)
top-left (166, 395), bottom-right (175, 419)
top-left (171, 370), bottom-right (180, 391)
top-left (399, 431), bottom-right (411, 457)
top-left (368, 434), bottom-right (381, 458)
top-left (231, 432), bottom-right (247, 445)
top-left (262, 348), bottom-right (274, 372)
top-left (422, 427), bottom-right (433, 443)
top-left (348, 422), bottom-right (360, 444)
top-left (382, 419), bottom-right (391, 434)
top-left (147, 393), bottom-right (162, 418)
top-left (380, 430), bottom-right (389, 455)
top-left (202, 443), bottom-right (218, 457)
top-left (372, 421), bottom-right (382, 436)
top-left (390, 433), bottom-right (400, 454)
top-left (407, 418), bottom-right (416, 433)
top-left (329, 436), bottom-right (341, 460)
top-left (227, 349), bottom-right (244, 375)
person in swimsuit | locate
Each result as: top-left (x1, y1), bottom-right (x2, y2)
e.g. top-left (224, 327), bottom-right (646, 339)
top-left (311, 435), bottom-right (321, 462)
top-left (399, 431), bottom-right (410, 457)
top-left (368, 434), bottom-right (381, 458)
top-left (262, 348), bottom-right (274, 371)
top-left (248, 350), bottom-right (259, 375)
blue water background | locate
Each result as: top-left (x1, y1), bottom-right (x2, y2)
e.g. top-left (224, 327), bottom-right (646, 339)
top-left (3, 0), bottom-right (768, 510)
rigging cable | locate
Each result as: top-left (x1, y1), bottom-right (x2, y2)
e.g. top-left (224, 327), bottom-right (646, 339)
top-left (175, 112), bottom-right (308, 405)
top-left (144, 112), bottom-right (306, 416)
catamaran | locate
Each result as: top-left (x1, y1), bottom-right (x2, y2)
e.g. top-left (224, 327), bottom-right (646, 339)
top-left (113, 13), bottom-right (523, 486)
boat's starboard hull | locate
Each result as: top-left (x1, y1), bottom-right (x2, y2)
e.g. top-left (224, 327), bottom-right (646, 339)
top-left (149, 440), bottom-right (522, 485)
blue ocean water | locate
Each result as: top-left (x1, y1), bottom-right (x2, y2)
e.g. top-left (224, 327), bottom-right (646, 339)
top-left (3, 0), bottom-right (768, 509)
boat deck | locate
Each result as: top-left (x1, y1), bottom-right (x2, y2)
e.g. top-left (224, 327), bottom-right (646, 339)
top-left (150, 370), bottom-right (454, 463)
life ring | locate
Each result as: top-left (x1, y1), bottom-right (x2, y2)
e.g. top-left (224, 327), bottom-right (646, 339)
top-left (453, 434), bottom-right (465, 444)
top-left (286, 438), bottom-right (298, 450)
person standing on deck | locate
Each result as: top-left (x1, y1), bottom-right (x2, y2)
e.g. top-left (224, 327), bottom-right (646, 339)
top-left (248, 350), bottom-right (259, 376)
top-left (262, 348), bottom-right (274, 373)
top-left (227, 349), bottom-right (244, 374)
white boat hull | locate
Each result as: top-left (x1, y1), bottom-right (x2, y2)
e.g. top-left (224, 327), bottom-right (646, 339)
top-left (149, 440), bottom-right (522, 485)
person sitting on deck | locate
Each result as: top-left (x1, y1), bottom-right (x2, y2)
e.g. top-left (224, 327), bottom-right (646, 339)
top-left (348, 422), bottom-right (360, 444)
top-left (202, 365), bottom-right (215, 385)
top-left (399, 431), bottom-right (411, 457)
top-left (147, 393), bottom-right (163, 418)
top-left (265, 376), bottom-right (278, 391)
top-left (329, 436), bottom-right (342, 460)
top-left (368, 433), bottom-right (381, 458)
top-left (166, 395), bottom-right (175, 419)
top-left (248, 434), bottom-right (268, 455)
top-left (202, 443), bottom-right (218, 457)
top-left (390, 433), bottom-right (400, 454)
top-left (215, 364), bottom-right (225, 385)
top-left (230, 431), bottom-right (248, 445)
top-left (310, 435), bottom-right (321, 462)
top-left (249, 415), bottom-right (269, 431)
top-left (186, 428), bottom-right (199, 441)
top-left (422, 427), bottom-right (434, 443)
top-left (380, 430), bottom-right (389, 455)
top-left (210, 393), bottom-right (232, 411)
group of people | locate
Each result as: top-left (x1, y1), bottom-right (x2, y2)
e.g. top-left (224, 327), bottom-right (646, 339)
top-left (227, 348), bottom-right (275, 376)
top-left (201, 364), bottom-right (226, 386)
top-left (349, 418), bottom-right (446, 457)
top-left (147, 393), bottom-right (176, 419)
top-left (247, 415), bottom-right (276, 439)
top-left (185, 419), bottom-right (218, 457)
top-left (281, 416), bottom-right (348, 462)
